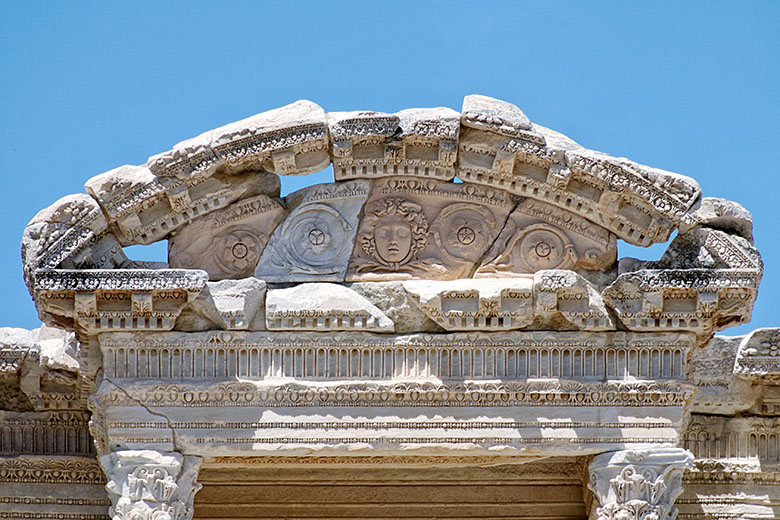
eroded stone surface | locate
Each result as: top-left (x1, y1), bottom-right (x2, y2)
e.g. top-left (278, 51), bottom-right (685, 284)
top-left (266, 283), bottom-right (393, 332)
top-left (680, 196), bottom-right (754, 241)
top-left (146, 100), bottom-right (329, 179)
top-left (533, 270), bottom-right (614, 331)
top-left (403, 278), bottom-right (534, 331)
top-left (169, 194), bottom-right (285, 279)
top-left (476, 198), bottom-right (616, 276)
top-left (255, 180), bottom-right (370, 282)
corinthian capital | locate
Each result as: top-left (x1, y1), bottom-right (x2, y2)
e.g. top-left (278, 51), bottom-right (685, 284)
top-left (99, 450), bottom-right (202, 520)
top-left (588, 448), bottom-right (693, 520)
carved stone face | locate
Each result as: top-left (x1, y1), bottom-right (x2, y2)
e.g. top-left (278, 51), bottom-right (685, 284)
top-left (374, 214), bottom-right (412, 263)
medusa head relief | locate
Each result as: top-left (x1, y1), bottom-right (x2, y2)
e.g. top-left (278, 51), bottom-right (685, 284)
top-left (357, 198), bottom-right (429, 271)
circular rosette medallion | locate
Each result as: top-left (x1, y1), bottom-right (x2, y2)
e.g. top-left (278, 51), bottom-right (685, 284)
top-left (513, 224), bottom-right (575, 272)
top-left (280, 204), bottom-right (352, 271)
top-left (433, 204), bottom-right (496, 261)
top-left (213, 227), bottom-right (266, 277)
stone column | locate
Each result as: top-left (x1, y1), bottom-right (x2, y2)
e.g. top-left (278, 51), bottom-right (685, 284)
top-left (588, 448), bottom-right (693, 520)
top-left (99, 450), bottom-right (202, 520)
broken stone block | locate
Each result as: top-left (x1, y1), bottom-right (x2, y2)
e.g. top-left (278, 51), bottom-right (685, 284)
top-left (476, 198), bottom-right (616, 276)
top-left (735, 328), bottom-right (780, 383)
top-left (208, 278), bottom-right (266, 330)
top-left (255, 180), bottom-right (371, 282)
top-left (690, 334), bottom-right (760, 415)
top-left (86, 163), bottom-right (281, 246)
top-left (679, 197), bottom-right (754, 242)
top-left (533, 270), bottom-right (615, 331)
top-left (168, 194), bottom-right (285, 280)
top-left (21, 194), bottom-right (123, 294)
top-left (266, 283), bottom-right (393, 332)
top-left (347, 281), bottom-right (442, 333)
top-left (146, 100), bottom-right (330, 179)
top-left (457, 94), bottom-right (701, 247)
top-left (347, 177), bottom-right (515, 281)
top-left (402, 278), bottom-right (533, 331)
top-left (34, 269), bottom-right (207, 336)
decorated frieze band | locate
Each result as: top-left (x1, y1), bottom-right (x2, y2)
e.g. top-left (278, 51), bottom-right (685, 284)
top-left (98, 330), bottom-right (692, 381)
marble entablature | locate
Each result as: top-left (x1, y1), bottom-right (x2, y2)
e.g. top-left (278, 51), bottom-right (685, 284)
top-left (5, 95), bottom-right (777, 519)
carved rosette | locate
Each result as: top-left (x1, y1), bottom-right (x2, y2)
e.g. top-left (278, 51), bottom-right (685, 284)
top-left (588, 448), bottom-right (693, 520)
top-left (100, 450), bottom-right (202, 520)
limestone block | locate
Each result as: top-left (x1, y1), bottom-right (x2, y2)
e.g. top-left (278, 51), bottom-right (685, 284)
top-left (100, 450), bottom-right (202, 520)
top-left (34, 269), bottom-right (207, 336)
top-left (0, 328), bottom-right (39, 411)
top-left (347, 177), bottom-right (515, 281)
top-left (533, 270), bottom-right (615, 331)
top-left (347, 281), bottom-right (443, 333)
top-left (683, 414), bottom-right (780, 463)
top-left (266, 283), bottom-right (393, 332)
top-left (254, 180), bottom-right (370, 282)
top-left (734, 328), bottom-right (780, 382)
top-left (690, 334), bottom-right (760, 414)
top-left (168, 194), bottom-right (285, 279)
top-left (21, 194), bottom-right (126, 294)
top-left (402, 278), bottom-right (533, 331)
top-left (475, 198), bottom-right (616, 276)
top-left (604, 228), bottom-right (762, 339)
top-left (461, 94), bottom-right (537, 138)
top-left (147, 100), bottom-right (329, 179)
top-left (457, 95), bottom-right (701, 246)
top-left (86, 163), bottom-right (281, 245)
top-left (679, 196), bottom-right (754, 241)
top-left (208, 278), bottom-right (266, 330)
top-left (680, 459), bottom-right (780, 520)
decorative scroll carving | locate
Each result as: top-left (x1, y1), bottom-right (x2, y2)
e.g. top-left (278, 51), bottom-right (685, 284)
top-left (0, 456), bottom-right (105, 484)
top-left (168, 194), bottom-right (284, 280)
top-left (347, 177), bottom-right (514, 280)
top-left (97, 378), bottom-right (695, 409)
top-left (100, 450), bottom-right (201, 520)
top-left (330, 108), bottom-right (459, 181)
top-left (34, 269), bottom-right (207, 335)
top-left (265, 283), bottom-right (393, 332)
top-left (589, 448), bottom-right (693, 520)
top-left (476, 198), bottom-right (616, 275)
top-left (255, 180), bottom-right (370, 282)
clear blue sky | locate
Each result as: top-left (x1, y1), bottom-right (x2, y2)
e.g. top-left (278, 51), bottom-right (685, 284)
top-left (1, 2), bottom-right (778, 334)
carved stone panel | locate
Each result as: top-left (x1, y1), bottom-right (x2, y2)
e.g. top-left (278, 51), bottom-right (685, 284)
top-left (168, 194), bottom-right (284, 280)
top-left (476, 198), bottom-right (616, 276)
top-left (735, 328), bottom-right (780, 382)
top-left (254, 180), bottom-right (371, 282)
top-left (146, 100), bottom-right (329, 179)
top-left (347, 177), bottom-right (515, 281)
top-left (330, 108), bottom-right (459, 181)
top-left (457, 95), bottom-right (701, 247)
top-left (266, 283), bottom-right (393, 332)
top-left (402, 278), bottom-right (534, 331)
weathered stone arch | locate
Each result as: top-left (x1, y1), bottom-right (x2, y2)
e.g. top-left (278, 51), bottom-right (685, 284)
top-left (13, 94), bottom-right (774, 520)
